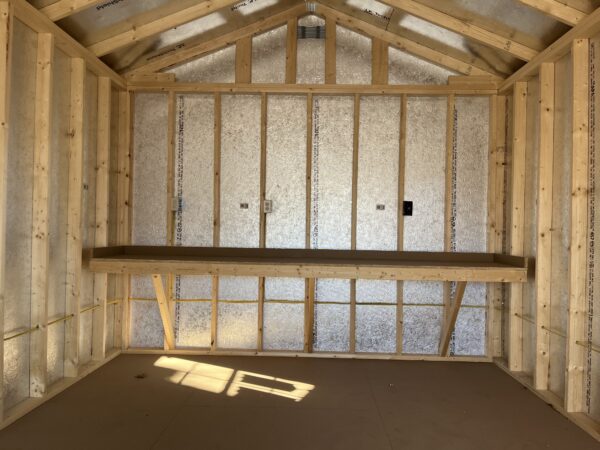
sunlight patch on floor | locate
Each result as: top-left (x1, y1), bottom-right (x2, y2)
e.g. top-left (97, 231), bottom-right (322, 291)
top-left (154, 356), bottom-right (315, 401)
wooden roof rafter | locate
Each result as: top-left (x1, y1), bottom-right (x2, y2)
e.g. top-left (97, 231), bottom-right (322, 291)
top-left (318, 0), bottom-right (507, 77)
top-left (126, 1), bottom-right (501, 78)
top-left (517, 0), bottom-right (588, 26)
top-left (378, 0), bottom-right (539, 61)
top-left (86, 0), bottom-right (244, 57)
top-left (126, 3), bottom-right (308, 75)
top-left (40, 0), bottom-right (105, 21)
top-left (314, 3), bottom-right (499, 77)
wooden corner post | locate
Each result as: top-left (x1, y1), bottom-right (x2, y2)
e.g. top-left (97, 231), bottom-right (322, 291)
top-left (92, 77), bottom-right (111, 361)
top-left (0, 0), bottom-right (13, 415)
top-left (566, 38), bottom-right (590, 413)
top-left (65, 57), bottom-right (86, 377)
top-left (535, 62), bottom-right (555, 390)
top-left (509, 81), bottom-right (528, 372)
top-left (31, 32), bottom-right (54, 397)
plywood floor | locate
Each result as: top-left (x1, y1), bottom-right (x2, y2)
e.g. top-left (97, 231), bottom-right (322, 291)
top-left (0, 355), bottom-right (598, 450)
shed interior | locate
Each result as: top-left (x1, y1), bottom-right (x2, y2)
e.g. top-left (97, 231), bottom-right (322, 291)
top-left (1, 0), bottom-right (600, 447)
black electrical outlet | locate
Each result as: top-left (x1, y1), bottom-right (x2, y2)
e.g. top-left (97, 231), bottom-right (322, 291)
top-left (403, 201), bottom-right (413, 216)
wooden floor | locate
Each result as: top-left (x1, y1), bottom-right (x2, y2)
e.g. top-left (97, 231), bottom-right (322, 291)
top-left (0, 355), bottom-right (598, 450)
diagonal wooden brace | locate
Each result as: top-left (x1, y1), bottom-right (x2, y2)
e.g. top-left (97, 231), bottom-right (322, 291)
top-left (439, 281), bottom-right (468, 356)
top-left (151, 274), bottom-right (176, 350)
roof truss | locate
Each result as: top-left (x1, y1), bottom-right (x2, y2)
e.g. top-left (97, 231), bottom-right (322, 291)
top-left (127, 1), bottom-right (500, 78)
top-left (517, 0), bottom-right (588, 26)
top-left (40, 0), bottom-right (104, 21)
top-left (379, 0), bottom-right (539, 61)
top-left (86, 0), bottom-right (242, 57)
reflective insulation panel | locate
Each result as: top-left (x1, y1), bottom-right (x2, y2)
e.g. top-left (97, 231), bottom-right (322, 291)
top-left (389, 46), bottom-right (456, 85)
top-left (219, 277), bottom-right (258, 301)
top-left (265, 95), bottom-right (307, 249)
top-left (168, 46), bottom-right (235, 83)
top-left (314, 304), bottom-right (350, 352)
top-left (452, 96), bottom-right (490, 353)
top-left (263, 303), bottom-right (304, 351)
top-left (403, 306), bottom-right (442, 354)
top-left (220, 95), bottom-right (261, 248)
top-left (129, 301), bottom-right (164, 348)
top-left (173, 94), bottom-right (215, 322)
top-left (252, 25), bottom-right (287, 83)
top-left (402, 96), bottom-right (447, 351)
top-left (336, 26), bottom-right (371, 84)
top-left (217, 303), bottom-right (258, 349)
top-left (311, 96), bottom-right (354, 250)
top-left (356, 280), bottom-right (397, 304)
top-left (356, 305), bottom-right (396, 353)
top-left (454, 96), bottom-right (489, 254)
top-left (176, 302), bottom-right (212, 348)
top-left (4, 19), bottom-right (37, 409)
top-left (314, 276), bottom-right (351, 352)
top-left (453, 308), bottom-right (486, 356)
top-left (356, 96), bottom-right (400, 251)
top-left (297, 15), bottom-right (325, 84)
top-left (265, 278), bottom-right (305, 301)
top-left (403, 96), bottom-right (446, 252)
top-left (131, 93), bottom-right (169, 299)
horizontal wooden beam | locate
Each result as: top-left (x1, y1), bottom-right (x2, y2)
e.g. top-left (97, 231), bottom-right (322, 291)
top-left (88, 247), bottom-right (529, 282)
top-left (12, 0), bottom-right (125, 89)
top-left (87, 0), bottom-right (240, 57)
top-left (126, 82), bottom-right (498, 95)
top-left (40, 0), bottom-right (104, 21)
top-left (315, 3), bottom-right (496, 77)
top-left (380, 0), bottom-right (538, 60)
top-left (126, 4), bottom-right (307, 75)
top-left (517, 0), bottom-right (586, 26)
top-left (126, 348), bottom-right (491, 362)
top-left (500, 4), bottom-right (600, 92)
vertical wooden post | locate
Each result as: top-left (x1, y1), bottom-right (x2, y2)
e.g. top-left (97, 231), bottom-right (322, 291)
top-left (211, 92), bottom-right (221, 351)
top-left (117, 90), bottom-right (131, 351)
top-left (304, 278), bottom-right (315, 353)
top-left (92, 77), bottom-right (111, 361)
top-left (30, 32), bottom-right (54, 397)
top-left (235, 36), bottom-right (252, 84)
top-left (509, 81), bottom-right (528, 372)
top-left (305, 93), bottom-right (313, 353)
top-left (65, 58), bottom-right (86, 377)
top-left (566, 38), bottom-right (590, 413)
top-left (535, 62), bottom-right (555, 390)
top-left (285, 18), bottom-right (297, 84)
top-left (325, 17), bottom-right (336, 84)
top-left (0, 0), bottom-right (13, 417)
top-left (443, 94), bottom-right (455, 348)
top-left (490, 95), bottom-right (507, 358)
top-left (487, 95), bottom-right (498, 358)
top-left (165, 90), bottom-right (175, 350)
top-left (371, 38), bottom-right (388, 85)
top-left (258, 93), bottom-right (267, 351)
top-left (396, 94), bottom-right (407, 354)
top-left (350, 94), bottom-right (360, 353)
